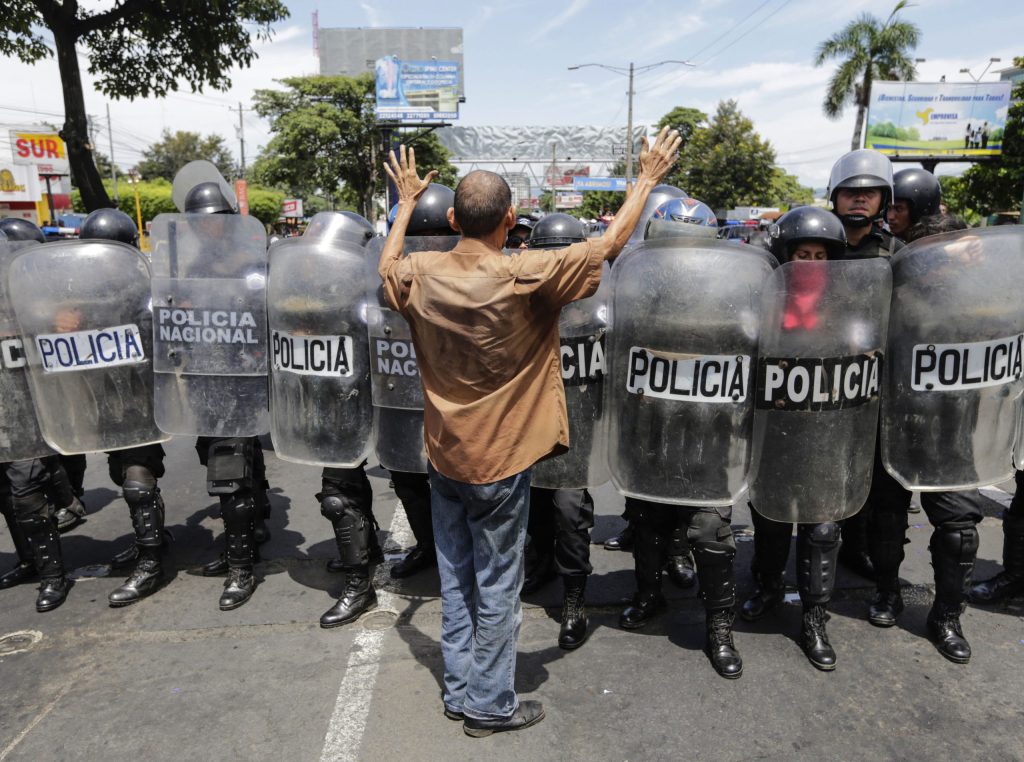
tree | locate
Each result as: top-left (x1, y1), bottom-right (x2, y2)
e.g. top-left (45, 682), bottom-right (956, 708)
top-left (814, 1), bottom-right (920, 150)
top-left (1, 1), bottom-right (288, 211)
top-left (252, 74), bottom-right (458, 221)
top-left (953, 55), bottom-right (1024, 219)
top-left (655, 107), bottom-right (708, 191)
top-left (136, 130), bottom-right (235, 182)
top-left (683, 100), bottom-right (776, 212)
top-left (766, 168), bottom-right (816, 209)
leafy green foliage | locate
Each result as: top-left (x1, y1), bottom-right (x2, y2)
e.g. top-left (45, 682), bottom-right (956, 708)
top-left (655, 107), bottom-right (708, 191)
top-left (766, 168), bottom-right (816, 209)
top-left (682, 100), bottom-right (777, 212)
top-left (866, 121), bottom-right (921, 141)
top-left (252, 75), bottom-right (458, 220)
top-left (136, 130), bottom-right (235, 182)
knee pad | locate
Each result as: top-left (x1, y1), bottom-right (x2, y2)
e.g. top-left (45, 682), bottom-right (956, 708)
top-left (808, 521), bottom-right (841, 549)
top-left (335, 505), bottom-right (373, 568)
top-left (206, 438), bottom-right (254, 495)
top-left (122, 479), bottom-right (158, 510)
top-left (931, 522), bottom-right (979, 561)
top-left (687, 511), bottom-right (735, 553)
top-left (123, 479), bottom-right (164, 547)
top-left (320, 494), bottom-right (347, 524)
top-left (219, 492), bottom-right (255, 529)
top-left (693, 540), bottom-right (736, 567)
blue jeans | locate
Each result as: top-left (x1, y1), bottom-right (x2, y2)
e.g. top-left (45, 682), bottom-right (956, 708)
top-left (428, 463), bottom-right (531, 720)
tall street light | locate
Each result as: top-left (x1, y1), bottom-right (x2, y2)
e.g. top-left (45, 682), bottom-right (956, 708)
top-left (568, 60), bottom-right (693, 183)
top-left (959, 57), bottom-right (1001, 82)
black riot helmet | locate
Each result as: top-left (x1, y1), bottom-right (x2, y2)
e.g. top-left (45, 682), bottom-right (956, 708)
top-left (769, 206), bottom-right (847, 262)
top-left (0, 217), bottom-right (45, 243)
top-left (827, 149), bottom-right (893, 228)
top-left (81, 207), bottom-right (139, 247)
top-left (528, 213), bottom-right (586, 249)
top-left (303, 211), bottom-right (375, 248)
top-left (892, 168), bottom-right (941, 224)
top-left (389, 183), bottom-right (456, 236)
top-left (184, 181), bottom-right (235, 215)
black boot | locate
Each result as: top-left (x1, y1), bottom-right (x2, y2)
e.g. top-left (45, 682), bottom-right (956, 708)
top-left (522, 551), bottom-right (556, 594)
top-left (667, 553), bottom-right (696, 589)
top-left (202, 553), bottom-right (230, 577)
top-left (390, 545), bottom-right (437, 579)
top-left (108, 553), bottom-right (163, 607)
top-left (741, 573), bottom-right (785, 621)
top-left (54, 497), bottom-right (86, 533)
top-left (110, 483), bottom-right (166, 607)
top-left (219, 568), bottom-right (256, 611)
top-left (619, 521), bottom-right (668, 630)
top-left (927, 524), bottom-right (978, 663)
top-left (0, 504), bottom-right (37, 589)
top-left (969, 512), bottom-right (1024, 604)
top-left (868, 581), bottom-right (904, 627)
top-left (603, 524), bottom-right (634, 551)
top-left (217, 493), bottom-right (257, 610)
top-left (20, 513), bottom-right (71, 613)
top-left (801, 604), bottom-right (836, 671)
top-left (705, 609), bottom-right (743, 679)
top-left (0, 560), bottom-right (36, 589)
top-left (558, 576), bottom-right (589, 650)
top-left (110, 543), bottom-right (140, 570)
top-left (320, 570), bottom-right (377, 628)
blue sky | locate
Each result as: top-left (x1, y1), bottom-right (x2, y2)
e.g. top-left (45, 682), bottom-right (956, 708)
top-left (1, 0), bottom-right (1021, 190)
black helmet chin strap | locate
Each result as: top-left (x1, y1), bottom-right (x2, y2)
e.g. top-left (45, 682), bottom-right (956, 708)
top-left (838, 213), bottom-right (873, 228)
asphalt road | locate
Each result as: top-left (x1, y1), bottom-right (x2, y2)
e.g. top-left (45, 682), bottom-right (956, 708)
top-left (1, 438), bottom-right (1023, 762)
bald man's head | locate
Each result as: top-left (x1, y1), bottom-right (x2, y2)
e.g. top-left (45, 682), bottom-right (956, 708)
top-left (454, 171), bottom-right (512, 237)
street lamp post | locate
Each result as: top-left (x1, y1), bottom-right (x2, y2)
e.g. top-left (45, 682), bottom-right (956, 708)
top-left (126, 170), bottom-right (147, 252)
top-left (959, 57), bottom-right (1001, 82)
top-left (568, 59), bottom-right (693, 184)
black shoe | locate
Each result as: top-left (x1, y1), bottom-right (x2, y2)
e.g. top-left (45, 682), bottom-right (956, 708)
top-left (927, 606), bottom-right (971, 664)
top-left (320, 577), bottom-right (377, 628)
top-left (522, 553), bottom-right (556, 595)
top-left (463, 701), bottom-right (545, 738)
top-left (202, 555), bottom-right (230, 577)
top-left (108, 558), bottom-right (164, 607)
top-left (667, 553), bottom-right (696, 589)
top-left (969, 571), bottom-right (1024, 604)
top-left (36, 576), bottom-right (72, 612)
top-left (839, 546), bottom-right (875, 581)
top-left (705, 609), bottom-right (743, 679)
top-left (444, 707), bottom-right (465, 721)
top-left (619, 590), bottom-right (666, 630)
top-left (603, 526), bottom-right (634, 552)
top-left (54, 499), bottom-right (86, 533)
top-left (109, 544), bottom-right (140, 570)
top-left (740, 575), bottom-right (785, 622)
top-left (219, 568), bottom-right (256, 611)
top-left (558, 577), bottom-right (589, 650)
top-left (389, 546), bottom-right (436, 579)
top-left (868, 588), bottom-right (904, 627)
top-left (0, 561), bottom-right (36, 590)
top-left (801, 604), bottom-right (836, 671)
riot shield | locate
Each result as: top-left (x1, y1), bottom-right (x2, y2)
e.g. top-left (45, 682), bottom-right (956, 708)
top-left (749, 259), bottom-right (891, 523)
top-left (532, 264), bottom-right (611, 489)
top-left (607, 241), bottom-right (776, 505)
top-left (149, 213), bottom-right (269, 437)
top-left (882, 228), bottom-right (1024, 490)
top-left (267, 237), bottom-right (374, 467)
top-left (366, 235), bottom-right (460, 473)
top-left (0, 240), bottom-right (53, 461)
top-left (171, 160), bottom-right (237, 212)
top-left (7, 240), bottom-right (169, 454)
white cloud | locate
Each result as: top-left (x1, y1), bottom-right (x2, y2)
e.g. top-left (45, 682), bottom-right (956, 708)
top-left (529, 0), bottom-right (591, 43)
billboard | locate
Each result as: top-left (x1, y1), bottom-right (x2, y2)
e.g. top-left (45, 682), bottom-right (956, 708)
top-left (866, 81), bottom-right (1013, 158)
top-left (375, 57), bottom-right (460, 122)
top-left (574, 177), bottom-right (627, 192)
top-left (10, 131), bottom-right (69, 175)
top-left (0, 162), bottom-right (41, 203)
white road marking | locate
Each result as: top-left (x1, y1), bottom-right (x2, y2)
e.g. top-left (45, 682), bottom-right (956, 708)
top-left (0, 677), bottom-right (76, 761)
top-left (319, 504), bottom-right (412, 762)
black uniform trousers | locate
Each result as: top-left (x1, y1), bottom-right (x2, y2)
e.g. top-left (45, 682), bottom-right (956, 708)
top-left (390, 470), bottom-right (433, 550)
top-left (527, 487), bottom-right (594, 577)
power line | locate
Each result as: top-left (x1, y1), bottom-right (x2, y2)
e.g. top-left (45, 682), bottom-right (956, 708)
top-left (697, 0), bottom-right (793, 67)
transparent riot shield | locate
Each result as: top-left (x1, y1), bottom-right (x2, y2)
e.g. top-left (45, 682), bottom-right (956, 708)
top-left (1015, 402), bottom-right (1024, 471)
top-left (533, 264), bottom-right (611, 489)
top-left (607, 241), bottom-right (776, 505)
top-left (0, 240), bottom-right (53, 461)
top-left (7, 241), bottom-right (170, 454)
top-left (749, 259), bottom-right (892, 522)
top-left (149, 213), bottom-right (269, 437)
top-left (171, 160), bottom-right (237, 212)
top-left (267, 237), bottom-right (374, 467)
top-left (882, 227), bottom-right (1024, 490)
top-left (367, 235), bottom-right (460, 473)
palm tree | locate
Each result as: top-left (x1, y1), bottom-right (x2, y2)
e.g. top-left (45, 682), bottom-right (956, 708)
top-left (815, 1), bottom-right (920, 151)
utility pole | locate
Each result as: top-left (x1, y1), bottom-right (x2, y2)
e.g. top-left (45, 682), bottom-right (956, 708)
top-left (625, 62), bottom-right (635, 184)
top-left (233, 102), bottom-right (247, 179)
top-left (106, 103), bottom-right (118, 205)
top-left (550, 142), bottom-right (557, 212)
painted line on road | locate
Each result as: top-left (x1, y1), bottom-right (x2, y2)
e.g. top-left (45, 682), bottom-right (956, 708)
top-left (319, 503), bottom-right (412, 762)
top-left (0, 674), bottom-right (77, 761)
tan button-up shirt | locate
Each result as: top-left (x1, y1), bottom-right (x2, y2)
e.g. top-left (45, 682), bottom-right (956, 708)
top-left (379, 236), bottom-right (605, 484)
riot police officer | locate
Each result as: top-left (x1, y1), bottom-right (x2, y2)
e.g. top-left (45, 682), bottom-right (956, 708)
top-left (505, 215), bottom-right (535, 249)
top-left (970, 470), bottom-right (1024, 603)
top-left (741, 206), bottom-right (849, 671)
top-left (182, 181), bottom-right (273, 610)
top-left (519, 213), bottom-right (597, 649)
top-left (617, 197), bottom-right (743, 679)
top-left (78, 208), bottom-right (170, 606)
top-left (828, 151), bottom-right (984, 662)
top-left (886, 168), bottom-right (941, 242)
